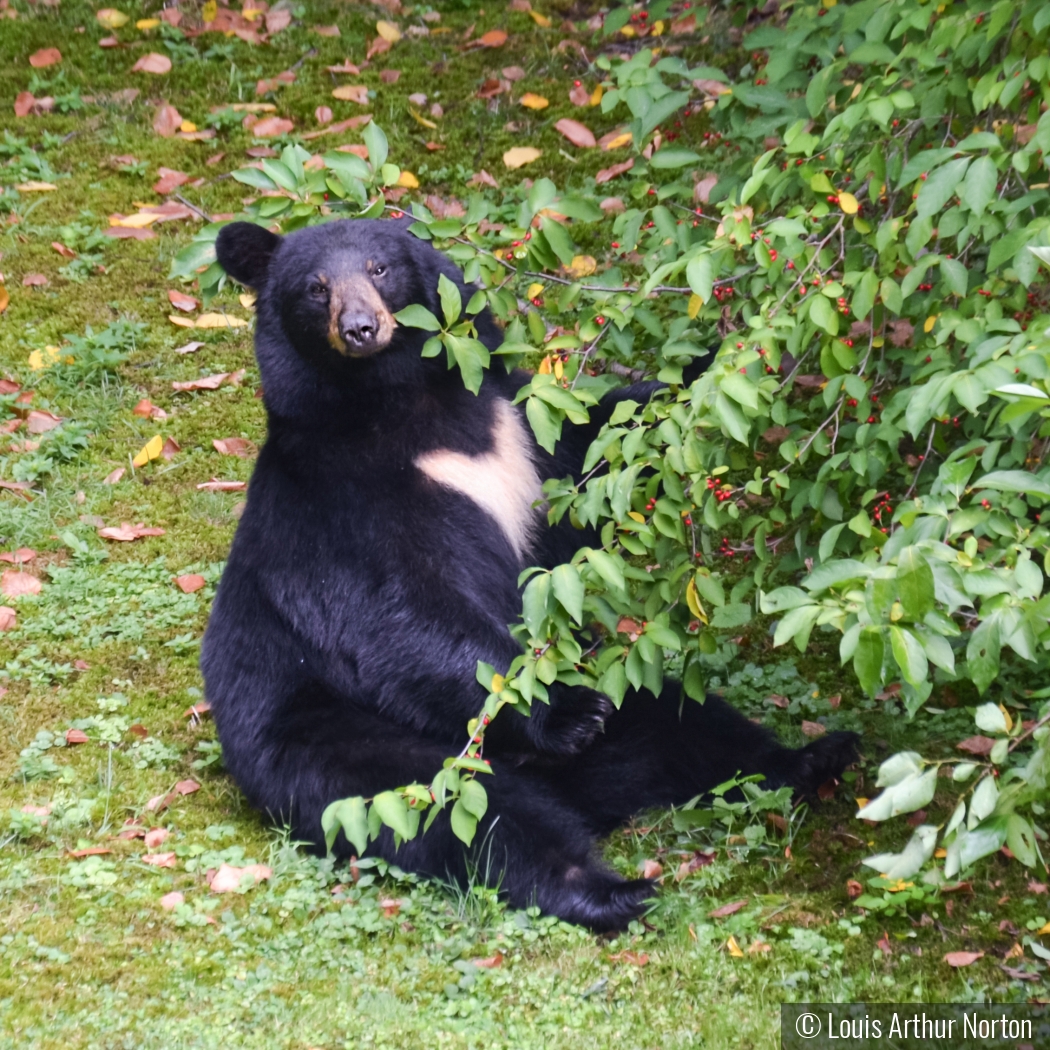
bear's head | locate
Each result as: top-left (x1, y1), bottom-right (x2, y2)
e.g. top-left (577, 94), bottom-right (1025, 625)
top-left (216, 218), bottom-right (460, 361)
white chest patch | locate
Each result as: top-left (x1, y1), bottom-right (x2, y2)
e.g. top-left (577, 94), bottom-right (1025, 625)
top-left (415, 399), bottom-right (543, 559)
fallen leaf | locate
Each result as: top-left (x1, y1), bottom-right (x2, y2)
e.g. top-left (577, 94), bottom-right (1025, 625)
top-left (376, 19), bottom-right (401, 41)
top-left (102, 468), bottom-right (125, 484)
top-left (565, 254), bottom-right (597, 279)
top-left (132, 52), bottom-right (171, 74)
top-left (22, 274), bottom-right (49, 288)
top-left (675, 850), bottom-right (715, 881)
top-left (801, 720), bottom-right (827, 738)
top-left (142, 852), bottom-right (177, 867)
top-left (213, 437), bottom-right (257, 458)
top-left (104, 226), bottom-right (157, 241)
top-left (51, 241), bottom-right (76, 259)
top-left (503, 146), bottom-right (541, 169)
top-left (313, 24), bottom-right (340, 37)
top-left (725, 937), bottom-right (744, 958)
top-left (29, 47), bottom-right (62, 68)
top-left (528, 10), bottom-right (551, 27)
top-left (554, 118), bottom-right (595, 149)
top-left (694, 78), bottom-right (732, 97)
top-left (315, 105), bottom-right (333, 125)
top-left (14, 92), bottom-right (35, 118)
top-left (709, 899), bottom-right (748, 918)
top-left (519, 92), bottom-right (548, 110)
top-left (175, 574), bottom-right (206, 593)
top-left (641, 859), bottom-right (663, 879)
top-left (153, 104), bottom-right (183, 137)
top-left (251, 116), bottom-right (294, 137)
top-left (598, 128), bottom-right (632, 151)
top-left (21, 804), bottom-right (51, 818)
top-left (472, 954), bottom-right (503, 968)
top-left (877, 932), bottom-right (893, 955)
top-left (65, 728), bottom-right (89, 745)
top-left (174, 341), bottom-right (205, 355)
top-left (846, 879), bottom-right (863, 899)
top-left (144, 828), bottom-right (170, 849)
top-left (694, 173), bottom-right (718, 204)
top-left (379, 897), bottom-right (402, 917)
top-left (945, 950), bottom-right (984, 968)
top-left (27, 410), bottom-right (62, 433)
top-left (16, 182), bottom-right (57, 193)
top-left (0, 606), bottom-right (15, 631)
top-left (96, 8), bottom-right (129, 29)
top-left (161, 437), bottom-right (180, 461)
top-left (175, 780), bottom-right (200, 795)
top-left (197, 478), bottom-right (247, 491)
top-left (467, 169), bottom-right (499, 189)
top-left (190, 313), bottom-right (249, 329)
top-left (98, 523), bottom-right (166, 542)
top-left (502, 65), bottom-right (525, 81)
top-left (396, 170), bottom-right (419, 188)
top-left (1029, 881), bottom-right (1048, 895)
top-left (956, 735), bottom-right (996, 756)
top-left (610, 950), bottom-right (649, 965)
top-left (478, 29), bottom-right (507, 46)
top-left (160, 891), bottom-right (184, 910)
top-left (132, 434), bottom-right (164, 467)
top-left (69, 847), bottom-right (111, 858)
top-left (153, 168), bottom-right (190, 194)
top-left (332, 85), bottom-right (370, 104)
top-left (168, 289), bottom-right (199, 312)
top-left (0, 548), bottom-right (35, 564)
top-left (266, 7), bottom-right (291, 33)
top-left (184, 700), bottom-right (212, 719)
top-left (209, 862), bottom-right (272, 893)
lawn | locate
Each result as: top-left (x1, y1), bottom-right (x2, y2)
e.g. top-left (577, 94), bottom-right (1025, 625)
top-left (1, 1), bottom-right (1048, 1048)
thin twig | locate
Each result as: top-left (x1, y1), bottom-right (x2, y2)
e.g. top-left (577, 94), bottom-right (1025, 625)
top-left (174, 193), bottom-right (213, 222)
top-left (904, 422), bottom-right (937, 498)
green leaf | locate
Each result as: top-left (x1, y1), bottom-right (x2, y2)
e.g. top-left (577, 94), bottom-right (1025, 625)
top-left (526, 396), bottom-right (560, 454)
top-left (861, 825), bottom-right (937, 880)
top-left (541, 216), bottom-right (576, 266)
top-left (372, 790), bottom-right (412, 841)
top-left (437, 273), bottom-right (462, 328)
top-left (809, 292), bottom-right (838, 335)
top-left (941, 258), bottom-right (969, 296)
top-left (890, 625), bottom-right (928, 686)
top-left (445, 333), bottom-right (489, 395)
top-left (650, 148), bottom-right (701, 169)
top-left (458, 777), bottom-right (489, 820)
top-left (854, 627), bottom-right (884, 696)
top-left (916, 157), bottom-right (970, 219)
top-left (966, 617), bottom-right (1001, 695)
top-left (362, 121), bottom-right (388, 172)
top-left (585, 548), bottom-right (625, 593)
top-left (1006, 814), bottom-right (1038, 868)
top-left (961, 155), bottom-right (996, 216)
top-left (521, 572), bottom-right (552, 637)
top-left (394, 304), bottom-right (441, 332)
top-left (321, 796), bottom-right (370, 855)
top-left (974, 701), bottom-right (1007, 734)
top-left (450, 798), bottom-right (478, 846)
top-left (551, 564), bottom-right (584, 625)
top-left (972, 470), bottom-right (1050, 498)
top-left (685, 255), bottom-right (713, 303)
top-left (896, 547), bottom-right (934, 620)
top-left (852, 269), bottom-right (879, 320)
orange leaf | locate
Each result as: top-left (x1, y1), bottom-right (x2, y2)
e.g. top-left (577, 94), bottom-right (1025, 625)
top-left (554, 118), bottom-right (595, 148)
top-left (168, 289), bottom-right (199, 312)
top-left (175, 574), bottom-right (206, 593)
top-left (131, 52), bottom-right (171, 74)
top-left (252, 116), bottom-right (295, 137)
top-left (213, 437), bottom-right (257, 458)
top-left (153, 104), bottom-right (182, 137)
top-left (519, 93), bottom-right (548, 110)
top-left (479, 29), bottom-right (507, 46)
top-left (944, 950), bottom-right (984, 968)
top-left (708, 899), bottom-right (748, 918)
top-left (29, 48), bottom-right (62, 68)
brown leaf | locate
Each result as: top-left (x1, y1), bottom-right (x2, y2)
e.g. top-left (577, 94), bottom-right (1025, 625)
top-left (598, 127), bottom-right (631, 150)
top-left (476, 78), bottom-right (506, 99)
top-left (641, 859), bottom-right (663, 879)
top-left (209, 862), bottom-right (272, 892)
top-left (315, 105), bottom-right (333, 125)
top-left (144, 827), bottom-right (170, 849)
top-left (205, 152), bottom-right (226, 166)
top-left (266, 7), bottom-right (292, 33)
top-left (472, 953), bottom-right (503, 968)
top-left (153, 168), bottom-right (190, 195)
top-left (252, 116), bottom-right (295, 137)
top-left (0, 606), bottom-right (15, 631)
top-left (1028, 880), bottom-right (1048, 895)
top-left (132, 52), bottom-right (172, 75)
top-left (168, 288), bottom-right (199, 312)
top-left (554, 118), bottom-right (596, 149)
top-left (213, 437), bottom-right (257, 458)
top-left (708, 899), bottom-right (748, 918)
top-left (14, 92), bottom-right (35, 118)
top-left (102, 467), bottom-right (125, 484)
top-left (616, 616), bottom-right (644, 641)
top-left (944, 950), bottom-right (984, 968)
top-left (0, 548), bottom-right (36, 564)
top-left (379, 69), bottom-right (401, 84)
top-left (69, 846), bottom-right (111, 858)
top-left (172, 372), bottom-right (232, 392)
top-left (467, 169), bottom-right (499, 189)
top-left (569, 83), bottom-right (590, 106)
top-left (29, 48), bottom-right (61, 68)
top-left (175, 779), bottom-right (200, 795)
top-left (65, 728), bottom-right (89, 745)
top-left (51, 241), bottom-right (76, 259)
top-left (132, 398), bottom-right (166, 420)
top-left (675, 850), bottom-right (715, 881)
top-left (694, 174), bottom-right (719, 204)
top-left (197, 478), bottom-right (247, 491)
top-left (175, 574), bottom-right (206, 593)
top-left (846, 879), bottom-right (864, 899)
top-left (27, 410), bottom-right (62, 434)
top-left (941, 881), bottom-right (974, 894)
top-left (761, 426), bottom-right (792, 445)
top-left (595, 159), bottom-right (633, 185)
top-left (478, 29), bottom-right (507, 46)
top-left (817, 779), bottom-right (838, 801)
top-left (877, 932), bottom-right (893, 955)
top-left (142, 852), bottom-right (177, 867)
top-left (103, 226), bottom-right (157, 241)
top-left (379, 897), bottom-right (402, 917)
top-left (98, 523), bottom-right (166, 542)
top-left (609, 951), bottom-right (648, 966)
top-left (161, 437), bottom-right (180, 461)
top-left (22, 274), bottom-right (48, 287)
top-left (502, 65), bottom-right (525, 81)
top-left (332, 85), bottom-right (369, 104)
top-left (956, 735), bottom-right (996, 756)
top-left (313, 24), bottom-right (341, 37)
top-left (184, 700), bottom-right (212, 720)
top-left (153, 104), bottom-right (183, 137)
top-left (160, 891), bottom-right (185, 910)
top-left (800, 720), bottom-right (827, 738)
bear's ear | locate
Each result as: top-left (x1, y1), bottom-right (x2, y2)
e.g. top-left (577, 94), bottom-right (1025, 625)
top-left (216, 222), bottom-right (281, 289)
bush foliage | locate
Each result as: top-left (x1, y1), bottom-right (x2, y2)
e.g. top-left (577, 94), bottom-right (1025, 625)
top-left (175, 0), bottom-right (1050, 888)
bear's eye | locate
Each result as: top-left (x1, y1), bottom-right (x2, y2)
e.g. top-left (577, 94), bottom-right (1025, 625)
top-left (308, 282), bottom-right (327, 298)
top-left (372, 265), bottom-right (387, 277)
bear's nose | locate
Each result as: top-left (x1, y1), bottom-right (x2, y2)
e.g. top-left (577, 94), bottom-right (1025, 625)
top-left (340, 310), bottom-right (378, 347)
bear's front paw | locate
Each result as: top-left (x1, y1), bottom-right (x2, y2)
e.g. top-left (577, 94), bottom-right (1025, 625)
top-left (788, 730), bottom-right (862, 797)
top-left (530, 686), bottom-right (613, 758)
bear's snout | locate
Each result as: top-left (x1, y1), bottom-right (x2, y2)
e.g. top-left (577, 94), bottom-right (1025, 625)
top-left (340, 308), bottom-right (378, 350)
top-left (325, 274), bottom-right (396, 358)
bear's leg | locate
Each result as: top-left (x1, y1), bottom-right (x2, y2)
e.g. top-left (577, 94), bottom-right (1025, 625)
top-left (544, 686), bottom-right (860, 836)
top-left (218, 683), bottom-right (652, 930)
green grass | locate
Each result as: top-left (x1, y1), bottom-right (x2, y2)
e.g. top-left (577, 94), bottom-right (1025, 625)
top-left (0, 2), bottom-right (1047, 1047)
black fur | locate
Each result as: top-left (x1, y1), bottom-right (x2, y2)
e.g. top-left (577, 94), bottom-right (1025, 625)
top-left (203, 219), bottom-right (859, 930)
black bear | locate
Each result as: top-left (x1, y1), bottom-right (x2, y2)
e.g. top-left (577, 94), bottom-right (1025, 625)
top-left (202, 218), bottom-right (859, 930)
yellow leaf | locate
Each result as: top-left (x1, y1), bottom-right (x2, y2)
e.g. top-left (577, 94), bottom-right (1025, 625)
top-left (602, 131), bottom-right (632, 151)
top-left (538, 356), bottom-right (553, 374)
top-left (111, 212), bottom-right (158, 228)
top-left (179, 120), bottom-right (197, 133)
top-left (15, 181), bottom-right (57, 192)
top-left (408, 108), bottom-right (437, 129)
top-left (567, 254), bottom-right (597, 278)
top-left (519, 93), bottom-right (549, 110)
top-left (924, 315), bottom-right (938, 333)
top-left (133, 434), bottom-right (164, 468)
top-left (885, 879), bottom-right (915, 893)
top-left (332, 85), bottom-right (370, 103)
top-left (650, 19), bottom-right (665, 35)
top-left (168, 315), bottom-right (196, 328)
top-left (838, 191), bottom-right (859, 215)
top-left (934, 848), bottom-right (947, 858)
top-left (527, 282), bottom-right (545, 299)
top-left (620, 25), bottom-right (636, 38)
top-left (503, 146), bottom-right (542, 169)
top-left (242, 5), bottom-right (263, 20)
top-left (96, 8), bottom-right (129, 29)
top-left (627, 511), bottom-right (645, 524)
top-left (28, 346), bottom-right (61, 371)
top-left (397, 170), bottom-right (419, 188)
top-left (554, 358), bottom-right (563, 380)
top-left (854, 797), bottom-right (869, 810)
top-left (239, 293), bottom-right (257, 309)
top-left (0, 286), bottom-right (8, 315)
top-left (136, 17), bottom-right (159, 29)
top-left (589, 85), bottom-right (603, 106)
top-left (528, 10), bottom-right (552, 27)
top-left (201, 0), bottom-right (217, 23)
top-left (726, 936), bottom-right (744, 958)
top-left (194, 312), bottom-right (249, 329)
top-left (376, 20), bottom-right (401, 42)
top-left (1037, 922), bottom-right (1050, 936)
top-left (491, 673), bottom-right (504, 694)
top-left (1000, 704), bottom-right (1013, 732)
top-left (688, 293), bottom-right (703, 319)
top-left (686, 578), bottom-right (708, 624)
